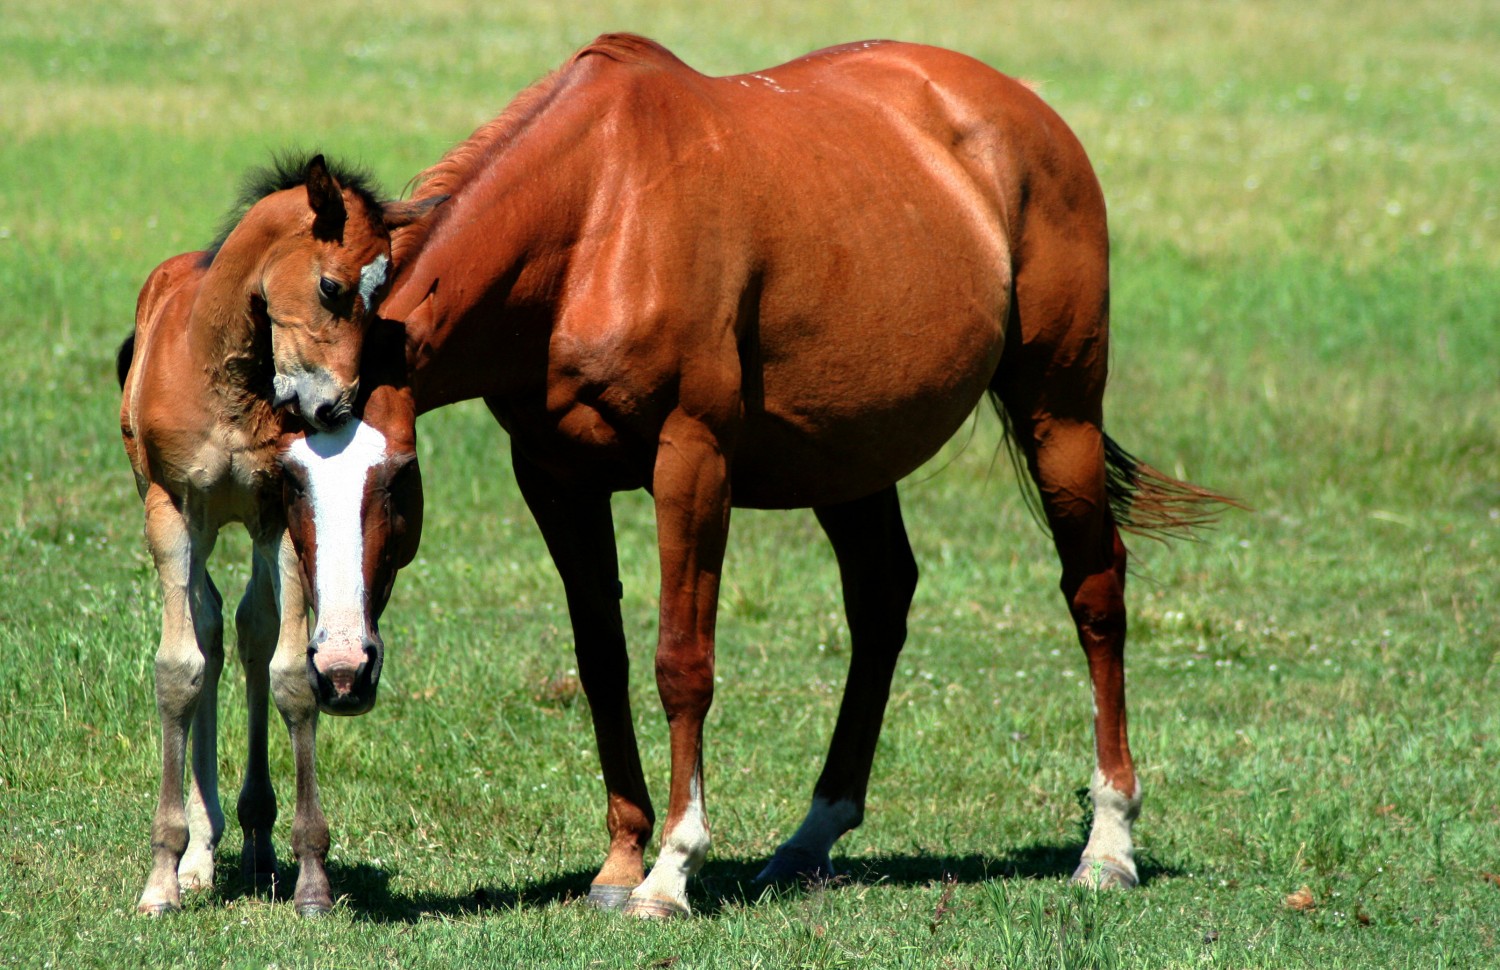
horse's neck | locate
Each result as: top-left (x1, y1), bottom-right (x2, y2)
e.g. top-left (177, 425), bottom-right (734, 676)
top-left (390, 108), bottom-right (600, 412)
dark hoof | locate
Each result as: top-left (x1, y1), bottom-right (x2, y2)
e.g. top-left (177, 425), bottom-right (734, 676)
top-left (588, 883), bottom-right (634, 911)
top-left (295, 900), bottom-right (333, 918)
top-left (240, 857), bottom-right (279, 892)
top-left (1071, 858), bottom-right (1138, 890)
top-left (622, 893), bottom-right (690, 919)
top-left (754, 847), bottom-right (836, 886)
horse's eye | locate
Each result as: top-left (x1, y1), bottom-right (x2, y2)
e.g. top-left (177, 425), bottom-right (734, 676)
top-left (319, 277), bottom-right (342, 300)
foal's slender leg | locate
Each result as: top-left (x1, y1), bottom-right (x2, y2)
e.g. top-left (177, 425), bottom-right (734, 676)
top-left (137, 486), bottom-right (221, 913)
top-left (264, 531), bottom-right (329, 914)
top-left (624, 413), bottom-right (733, 919)
top-left (177, 570), bottom-right (225, 893)
top-left (234, 541), bottom-right (284, 889)
top-left (757, 485), bottom-right (917, 885)
top-left (510, 444), bottom-right (654, 910)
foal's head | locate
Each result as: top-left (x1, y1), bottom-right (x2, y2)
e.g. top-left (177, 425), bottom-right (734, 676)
top-left (279, 322), bottom-right (423, 715)
top-left (216, 153), bottom-right (442, 432)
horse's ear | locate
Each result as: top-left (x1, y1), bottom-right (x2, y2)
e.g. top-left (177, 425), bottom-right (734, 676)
top-left (382, 194), bottom-right (449, 230)
top-left (305, 154), bottom-right (347, 240)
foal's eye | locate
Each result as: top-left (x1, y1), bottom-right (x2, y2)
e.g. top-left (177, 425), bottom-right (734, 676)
top-left (319, 277), bottom-right (343, 300)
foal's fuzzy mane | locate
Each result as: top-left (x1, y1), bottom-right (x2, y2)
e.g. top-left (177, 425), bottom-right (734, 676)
top-left (207, 151), bottom-right (387, 258)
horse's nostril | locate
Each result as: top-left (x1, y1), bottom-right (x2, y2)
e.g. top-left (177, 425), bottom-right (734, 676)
top-left (313, 401), bottom-right (338, 427)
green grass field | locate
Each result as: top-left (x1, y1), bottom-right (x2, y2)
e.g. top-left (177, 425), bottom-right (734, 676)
top-left (2, 1), bottom-right (1496, 966)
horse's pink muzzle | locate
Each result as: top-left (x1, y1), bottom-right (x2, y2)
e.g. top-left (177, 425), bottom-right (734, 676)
top-left (307, 632), bottom-right (383, 716)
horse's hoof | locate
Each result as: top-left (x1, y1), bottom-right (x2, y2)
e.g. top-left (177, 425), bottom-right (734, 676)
top-left (754, 847), bottom-right (836, 886)
top-left (1071, 858), bottom-right (1138, 890)
top-left (622, 893), bottom-right (691, 919)
top-left (588, 883), bottom-right (634, 911)
top-left (295, 900), bottom-right (332, 918)
top-left (241, 840), bottom-right (279, 888)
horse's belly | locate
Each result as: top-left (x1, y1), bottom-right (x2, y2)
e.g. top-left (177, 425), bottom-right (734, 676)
top-left (729, 314), bottom-right (1002, 509)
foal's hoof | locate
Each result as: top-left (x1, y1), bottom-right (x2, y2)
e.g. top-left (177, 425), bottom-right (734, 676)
top-left (295, 900), bottom-right (333, 918)
top-left (754, 846), bottom-right (836, 887)
top-left (136, 899), bottom-right (181, 917)
top-left (1071, 858), bottom-right (1138, 890)
top-left (622, 893), bottom-right (691, 920)
top-left (587, 882), bottom-right (634, 911)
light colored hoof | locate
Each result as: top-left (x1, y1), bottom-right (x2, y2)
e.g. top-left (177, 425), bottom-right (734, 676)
top-left (1071, 858), bottom-right (1138, 890)
top-left (177, 850), bottom-right (216, 893)
top-left (754, 846), bottom-right (836, 886)
top-left (588, 883), bottom-right (634, 911)
top-left (136, 899), bottom-right (181, 916)
top-left (622, 893), bottom-right (691, 919)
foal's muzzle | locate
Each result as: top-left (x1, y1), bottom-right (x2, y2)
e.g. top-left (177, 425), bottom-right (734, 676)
top-left (307, 635), bottom-right (383, 716)
top-left (273, 372), bottom-right (357, 433)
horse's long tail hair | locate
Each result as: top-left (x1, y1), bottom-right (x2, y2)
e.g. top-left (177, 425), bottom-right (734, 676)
top-left (988, 392), bottom-right (1238, 542)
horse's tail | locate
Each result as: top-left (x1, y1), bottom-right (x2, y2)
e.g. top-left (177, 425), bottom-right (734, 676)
top-left (115, 333), bottom-right (136, 389)
top-left (988, 392), bottom-right (1237, 541)
top-left (1098, 435), bottom-right (1238, 540)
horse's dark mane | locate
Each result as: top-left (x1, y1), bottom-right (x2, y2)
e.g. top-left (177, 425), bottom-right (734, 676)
top-left (389, 73), bottom-right (568, 268)
top-left (207, 151), bottom-right (386, 258)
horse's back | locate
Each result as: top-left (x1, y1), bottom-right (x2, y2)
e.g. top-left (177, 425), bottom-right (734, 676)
top-left (512, 38), bottom-right (1109, 507)
top-left (570, 40), bottom-right (1096, 506)
top-left (120, 253), bottom-right (210, 484)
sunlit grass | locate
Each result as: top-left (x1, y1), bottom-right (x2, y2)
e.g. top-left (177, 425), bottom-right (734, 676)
top-left (2, 1), bottom-right (1496, 966)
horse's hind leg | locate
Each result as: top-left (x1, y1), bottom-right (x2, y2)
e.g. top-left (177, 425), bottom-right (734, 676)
top-left (510, 443), bottom-right (654, 910)
top-left (758, 485), bottom-right (917, 885)
top-left (137, 486), bottom-right (223, 913)
top-left (233, 541), bottom-right (284, 891)
top-left (997, 387), bottom-right (1141, 889)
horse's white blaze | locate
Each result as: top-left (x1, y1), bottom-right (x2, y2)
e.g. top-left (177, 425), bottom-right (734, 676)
top-left (633, 772), bottom-right (709, 908)
top-left (285, 419), bottom-right (389, 648)
top-left (358, 253), bottom-right (389, 310)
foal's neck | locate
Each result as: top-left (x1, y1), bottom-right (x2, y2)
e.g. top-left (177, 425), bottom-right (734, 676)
top-left (191, 217), bottom-right (278, 419)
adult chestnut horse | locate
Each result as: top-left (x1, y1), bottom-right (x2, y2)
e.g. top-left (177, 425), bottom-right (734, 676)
top-left (118, 158), bottom-right (435, 914)
top-left (279, 35), bottom-right (1226, 916)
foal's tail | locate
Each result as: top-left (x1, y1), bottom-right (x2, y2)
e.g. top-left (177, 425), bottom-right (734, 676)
top-left (989, 392), bottom-right (1238, 542)
top-left (115, 333), bottom-right (136, 389)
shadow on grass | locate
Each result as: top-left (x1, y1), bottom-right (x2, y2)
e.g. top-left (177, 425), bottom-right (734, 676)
top-left (222, 843), bottom-right (1185, 923)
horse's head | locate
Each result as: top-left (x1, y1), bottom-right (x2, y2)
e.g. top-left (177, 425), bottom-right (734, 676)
top-left (222, 154), bottom-right (442, 432)
top-left (278, 322), bottom-right (423, 715)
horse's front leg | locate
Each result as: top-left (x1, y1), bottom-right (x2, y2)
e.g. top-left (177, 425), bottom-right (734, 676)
top-left (623, 413), bottom-right (733, 919)
top-left (264, 531), bottom-right (330, 915)
top-left (510, 443), bottom-right (654, 910)
top-left (137, 486), bottom-right (224, 913)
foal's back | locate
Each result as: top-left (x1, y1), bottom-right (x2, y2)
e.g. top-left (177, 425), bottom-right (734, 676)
top-left (119, 252), bottom-right (281, 529)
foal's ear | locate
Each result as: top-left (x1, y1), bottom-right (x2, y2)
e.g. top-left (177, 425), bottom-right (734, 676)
top-left (381, 194), bottom-right (449, 230)
top-left (305, 155), bottom-right (348, 239)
